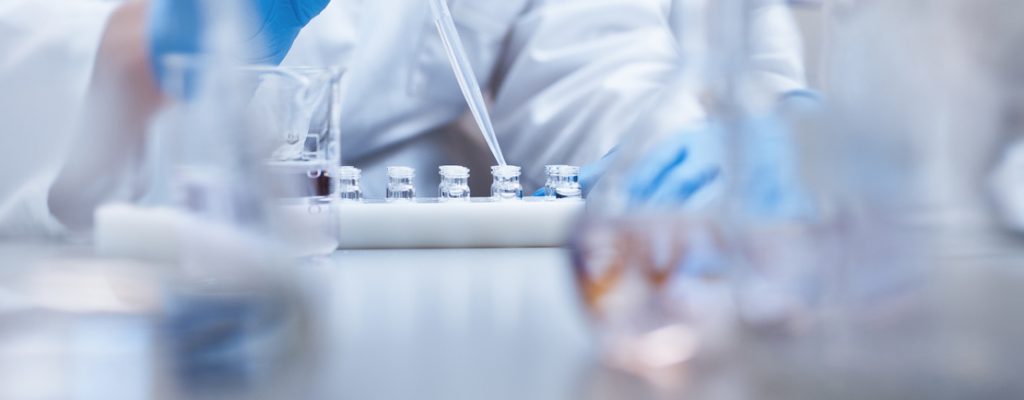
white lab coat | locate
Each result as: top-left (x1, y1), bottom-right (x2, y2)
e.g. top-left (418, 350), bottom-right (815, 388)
top-left (0, 0), bottom-right (806, 236)
top-left (285, 0), bottom-right (807, 197)
top-left (0, 1), bottom-right (120, 239)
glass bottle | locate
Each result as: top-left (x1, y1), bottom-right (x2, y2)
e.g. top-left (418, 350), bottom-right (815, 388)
top-left (439, 165), bottom-right (471, 201)
top-left (490, 165), bottom-right (524, 201)
top-left (336, 166), bottom-right (363, 202)
top-left (386, 166), bottom-right (416, 202)
top-left (544, 165), bottom-right (583, 200)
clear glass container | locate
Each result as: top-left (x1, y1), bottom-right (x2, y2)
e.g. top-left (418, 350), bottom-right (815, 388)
top-left (239, 66), bottom-right (343, 166)
top-left (565, 0), bottom-right (822, 377)
top-left (202, 65), bottom-right (344, 207)
top-left (543, 165), bottom-right (583, 200)
top-left (438, 165), bottom-right (471, 201)
top-left (155, 55), bottom-right (342, 257)
top-left (490, 165), bottom-right (524, 201)
top-left (336, 166), bottom-right (362, 202)
top-left (386, 166), bottom-right (416, 202)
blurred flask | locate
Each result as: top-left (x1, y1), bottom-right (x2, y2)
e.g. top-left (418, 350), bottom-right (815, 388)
top-left (246, 65), bottom-right (345, 256)
top-left (247, 66), bottom-right (345, 199)
top-left (144, 56), bottom-right (343, 257)
top-left (607, 0), bottom-right (1024, 398)
top-left (570, 0), bottom-right (735, 378)
top-left (2, 2), bottom-right (327, 397)
top-left (571, 0), bottom-right (836, 380)
top-left (0, 251), bottom-right (323, 400)
top-left (58, 0), bottom-right (327, 396)
top-left (152, 2), bottom-right (331, 395)
top-left (744, 1), bottom-right (1024, 397)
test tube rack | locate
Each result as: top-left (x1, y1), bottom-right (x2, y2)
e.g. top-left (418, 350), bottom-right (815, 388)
top-left (327, 164), bottom-right (585, 248)
top-left (95, 164), bottom-right (587, 261)
top-left (333, 197), bottom-right (584, 249)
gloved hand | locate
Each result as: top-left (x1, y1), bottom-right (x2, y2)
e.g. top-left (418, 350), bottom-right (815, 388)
top-left (533, 126), bottom-right (723, 206)
top-left (148, 0), bottom-right (330, 81)
top-left (624, 124), bottom-right (725, 208)
top-left (562, 116), bottom-right (811, 218)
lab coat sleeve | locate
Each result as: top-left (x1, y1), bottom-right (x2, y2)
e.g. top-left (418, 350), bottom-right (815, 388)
top-left (748, 1), bottom-right (808, 98)
top-left (0, 173), bottom-right (67, 240)
top-left (0, 0), bottom-right (120, 239)
top-left (491, 0), bottom-right (683, 185)
top-left (490, 0), bottom-right (807, 186)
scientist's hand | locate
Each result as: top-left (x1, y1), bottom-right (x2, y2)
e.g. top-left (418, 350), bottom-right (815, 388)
top-left (148, 0), bottom-right (330, 78)
top-left (624, 125), bottom-right (725, 207)
top-left (567, 117), bottom-right (810, 216)
top-left (626, 117), bottom-right (811, 217)
top-left (621, 92), bottom-right (821, 212)
top-left (532, 126), bottom-right (723, 205)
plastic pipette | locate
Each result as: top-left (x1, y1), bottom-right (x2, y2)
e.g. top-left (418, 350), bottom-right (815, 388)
top-left (427, 0), bottom-right (507, 166)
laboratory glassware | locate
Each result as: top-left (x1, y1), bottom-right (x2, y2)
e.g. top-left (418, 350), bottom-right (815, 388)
top-left (543, 165), bottom-right (583, 200)
top-left (718, 1), bottom-right (1024, 397)
top-left (155, 55), bottom-right (342, 257)
top-left (337, 166), bottom-right (363, 202)
top-left (241, 66), bottom-right (344, 202)
top-left (490, 165), bottom-right (524, 200)
top-left (568, 0), bottom-right (830, 376)
top-left (387, 167), bottom-right (416, 202)
top-left (438, 165), bottom-right (471, 201)
top-left (242, 65), bottom-right (343, 256)
top-left (0, 250), bottom-right (326, 400)
top-left (565, 0), bottom-right (724, 374)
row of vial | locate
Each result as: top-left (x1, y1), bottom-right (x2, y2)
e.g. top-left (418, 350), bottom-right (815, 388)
top-left (335, 165), bottom-right (582, 202)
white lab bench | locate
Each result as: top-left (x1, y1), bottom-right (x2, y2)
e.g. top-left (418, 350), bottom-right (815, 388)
top-left (308, 248), bottom-right (597, 400)
top-left (0, 244), bottom-right (663, 400)
top-left (3, 231), bottom-right (1024, 399)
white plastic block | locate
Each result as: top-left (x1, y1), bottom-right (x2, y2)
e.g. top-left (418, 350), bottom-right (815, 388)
top-left (335, 198), bottom-right (585, 249)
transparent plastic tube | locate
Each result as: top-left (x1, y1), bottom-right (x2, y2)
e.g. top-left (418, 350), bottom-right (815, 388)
top-left (428, 0), bottom-right (507, 166)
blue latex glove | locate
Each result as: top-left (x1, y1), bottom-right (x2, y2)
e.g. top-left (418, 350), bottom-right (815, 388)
top-left (562, 116), bottom-right (811, 218)
top-left (625, 124), bottom-right (725, 207)
top-left (531, 151), bottom-right (617, 198)
top-left (623, 118), bottom-right (811, 217)
top-left (148, 0), bottom-right (330, 81)
top-left (531, 127), bottom-right (723, 205)
top-left (615, 91), bottom-right (822, 211)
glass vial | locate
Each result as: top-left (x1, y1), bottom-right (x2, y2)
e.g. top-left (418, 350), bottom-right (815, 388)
top-left (439, 166), bottom-right (471, 201)
top-left (491, 165), bottom-right (524, 201)
top-left (336, 166), bottom-right (363, 202)
top-left (544, 165), bottom-right (583, 200)
top-left (386, 166), bottom-right (416, 202)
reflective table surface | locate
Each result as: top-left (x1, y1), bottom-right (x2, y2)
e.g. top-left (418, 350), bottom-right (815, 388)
top-left (2, 233), bottom-right (1024, 399)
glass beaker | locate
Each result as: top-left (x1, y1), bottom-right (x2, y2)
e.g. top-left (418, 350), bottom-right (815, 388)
top-left (154, 56), bottom-right (345, 257)
top-left (243, 66), bottom-right (345, 202)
